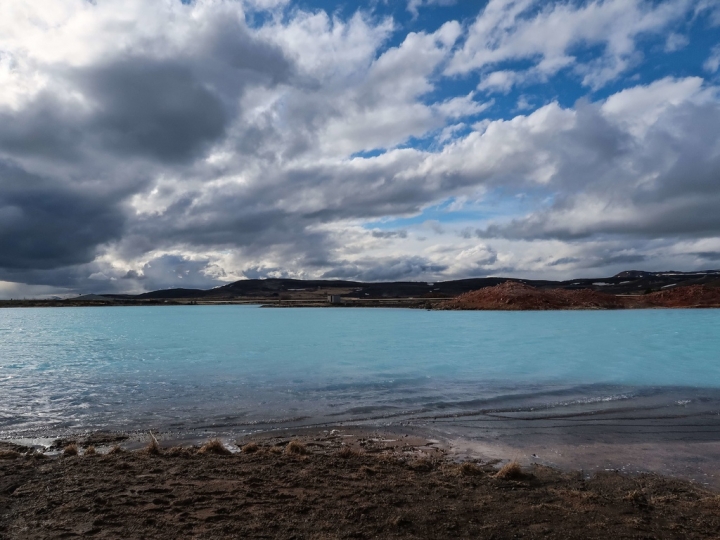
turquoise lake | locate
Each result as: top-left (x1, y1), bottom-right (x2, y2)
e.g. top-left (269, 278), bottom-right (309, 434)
top-left (1, 306), bottom-right (719, 438)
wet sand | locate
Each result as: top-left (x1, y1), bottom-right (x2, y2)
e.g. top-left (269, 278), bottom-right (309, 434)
top-left (2, 428), bottom-right (720, 539)
top-left (439, 396), bottom-right (720, 485)
top-left (417, 387), bottom-right (720, 490)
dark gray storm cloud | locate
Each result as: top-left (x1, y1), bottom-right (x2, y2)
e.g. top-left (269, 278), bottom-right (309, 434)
top-left (0, 3), bottom-right (294, 291)
top-left (695, 251), bottom-right (720, 261)
top-left (321, 256), bottom-right (448, 281)
top-left (371, 229), bottom-right (408, 239)
top-left (82, 60), bottom-right (228, 163)
top-left (0, 161), bottom-right (124, 270)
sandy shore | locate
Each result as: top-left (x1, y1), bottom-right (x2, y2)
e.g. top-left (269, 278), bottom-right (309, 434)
top-left (2, 428), bottom-right (720, 539)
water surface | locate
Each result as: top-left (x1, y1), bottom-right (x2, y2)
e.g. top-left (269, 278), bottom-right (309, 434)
top-left (1, 305), bottom-right (719, 440)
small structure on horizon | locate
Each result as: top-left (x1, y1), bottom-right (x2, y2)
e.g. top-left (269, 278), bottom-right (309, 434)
top-left (328, 295), bottom-right (342, 304)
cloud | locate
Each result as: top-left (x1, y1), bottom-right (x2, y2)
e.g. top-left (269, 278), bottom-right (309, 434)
top-left (705, 45), bottom-right (720, 73)
top-left (133, 255), bottom-right (226, 291)
top-left (0, 160), bottom-right (125, 270)
top-left (81, 59), bottom-right (229, 163)
top-left (321, 255), bottom-right (448, 281)
top-left (696, 0), bottom-right (720, 26)
top-left (371, 229), bottom-right (409, 239)
top-left (665, 32), bottom-right (690, 52)
top-left (694, 251), bottom-right (720, 261)
top-left (477, 70), bottom-right (520, 93)
top-left (469, 78), bottom-right (720, 241)
top-left (0, 0), bottom-right (294, 277)
top-left (0, 0), bottom-right (719, 296)
top-left (0, 280), bottom-right (74, 300)
top-left (448, 0), bottom-right (695, 90)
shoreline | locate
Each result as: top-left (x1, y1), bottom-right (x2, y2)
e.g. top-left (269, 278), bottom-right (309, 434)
top-left (2, 427), bottom-right (720, 538)
top-left (4, 420), bottom-right (720, 490)
top-left (2, 299), bottom-right (720, 309)
top-left (5, 382), bottom-right (720, 491)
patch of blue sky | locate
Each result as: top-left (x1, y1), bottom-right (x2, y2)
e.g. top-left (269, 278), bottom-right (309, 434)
top-left (398, 130), bottom-right (451, 153)
top-left (287, 0), bottom-right (361, 20)
top-left (401, 2), bottom-right (485, 32)
top-left (421, 73), bottom-right (482, 107)
top-left (350, 148), bottom-right (387, 159)
top-left (244, 8), bottom-right (277, 29)
top-left (365, 188), bottom-right (548, 230)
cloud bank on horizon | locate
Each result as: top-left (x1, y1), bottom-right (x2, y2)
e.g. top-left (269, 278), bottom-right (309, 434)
top-left (1, 0), bottom-right (719, 297)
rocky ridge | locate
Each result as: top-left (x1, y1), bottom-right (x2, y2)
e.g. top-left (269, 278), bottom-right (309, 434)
top-left (439, 282), bottom-right (720, 310)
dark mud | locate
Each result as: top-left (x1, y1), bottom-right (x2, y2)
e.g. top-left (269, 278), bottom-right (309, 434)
top-left (2, 430), bottom-right (720, 539)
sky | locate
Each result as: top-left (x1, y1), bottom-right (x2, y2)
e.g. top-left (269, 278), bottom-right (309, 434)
top-left (1, 0), bottom-right (720, 297)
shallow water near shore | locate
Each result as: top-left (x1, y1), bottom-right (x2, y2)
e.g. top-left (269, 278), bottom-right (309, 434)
top-left (2, 305), bottom-right (720, 482)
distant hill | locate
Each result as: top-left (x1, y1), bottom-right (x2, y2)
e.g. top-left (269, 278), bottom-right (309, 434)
top-left (100, 270), bottom-right (720, 301)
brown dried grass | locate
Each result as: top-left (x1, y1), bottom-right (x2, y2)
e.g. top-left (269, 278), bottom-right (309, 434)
top-left (241, 442), bottom-right (259, 454)
top-left (496, 461), bottom-right (523, 480)
top-left (0, 450), bottom-right (21, 460)
top-left (198, 438), bottom-right (231, 455)
top-left (336, 446), bottom-right (360, 459)
top-left (63, 443), bottom-right (79, 457)
top-left (84, 446), bottom-right (96, 456)
top-left (285, 440), bottom-right (307, 455)
top-left (144, 438), bottom-right (161, 456)
top-left (107, 445), bottom-right (124, 455)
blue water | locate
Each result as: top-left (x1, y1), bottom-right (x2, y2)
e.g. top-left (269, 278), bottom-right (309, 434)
top-left (1, 306), bottom-right (719, 437)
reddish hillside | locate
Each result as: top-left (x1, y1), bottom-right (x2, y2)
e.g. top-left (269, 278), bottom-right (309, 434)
top-left (438, 281), bottom-right (625, 310)
top-left (631, 285), bottom-right (720, 308)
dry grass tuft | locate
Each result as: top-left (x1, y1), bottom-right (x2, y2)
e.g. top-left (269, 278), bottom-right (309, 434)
top-left (0, 450), bottom-right (21, 460)
top-left (460, 461), bottom-right (483, 476)
top-left (285, 440), bottom-right (307, 455)
top-left (242, 442), bottom-right (259, 454)
top-left (144, 438), bottom-right (161, 456)
top-left (336, 446), bottom-right (360, 459)
top-left (198, 438), bottom-right (231, 455)
top-left (63, 443), bottom-right (79, 457)
top-left (268, 446), bottom-right (283, 455)
top-left (84, 446), bottom-right (96, 456)
top-left (496, 461), bottom-right (523, 480)
top-left (108, 445), bottom-right (124, 455)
